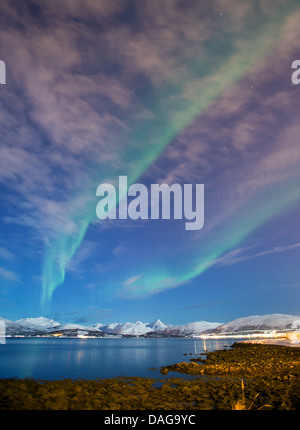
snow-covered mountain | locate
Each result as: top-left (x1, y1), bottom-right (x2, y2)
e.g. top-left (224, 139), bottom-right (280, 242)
top-left (92, 319), bottom-right (169, 336)
top-left (148, 319), bottom-right (169, 332)
top-left (92, 319), bottom-right (221, 336)
top-left (161, 321), bottom-right (221, 336)
top-left (16, 317), bottom-right (60, 331)
top-left (1, 317), bottom-right (61, 335)
top-left (1, 317), bottom-right (99, 336)
top-left (1, 314), bottom-right (300, 337)
top-left (1, 317), bottom-right (170, 337)
top-left (214, 314), bottom-right (300, 334)
top-left (56, 323), bottom-right (99, 332)
top-left (0, 317), bottom-right (25, 335)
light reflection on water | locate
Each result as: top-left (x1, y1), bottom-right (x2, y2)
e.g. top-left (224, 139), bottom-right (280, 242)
top-left (0, 337), bottom-right (239, 380)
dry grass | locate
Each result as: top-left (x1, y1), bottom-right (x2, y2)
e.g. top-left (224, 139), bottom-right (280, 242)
top-left (231, 379), bottom-right (272, 410)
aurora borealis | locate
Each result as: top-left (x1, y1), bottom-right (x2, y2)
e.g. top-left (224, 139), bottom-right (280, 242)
top-left (0, 0), bottom-right (300, 325)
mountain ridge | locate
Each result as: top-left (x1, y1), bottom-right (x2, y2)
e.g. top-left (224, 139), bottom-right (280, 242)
top-left (1, 313), bottom-right (300, 337)
top-left (214, 313), bottom-right (300, 334)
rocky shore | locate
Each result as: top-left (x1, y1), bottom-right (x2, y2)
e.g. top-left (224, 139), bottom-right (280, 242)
top-left (0, 343), bottom-right (299, 410)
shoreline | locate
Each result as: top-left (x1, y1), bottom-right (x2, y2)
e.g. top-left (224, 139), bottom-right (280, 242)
top-left (237, 339), bottom-right (300, 347)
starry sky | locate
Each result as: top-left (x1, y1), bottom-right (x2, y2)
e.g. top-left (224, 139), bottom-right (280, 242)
top-left (0, 0), bottom-right (300, 326)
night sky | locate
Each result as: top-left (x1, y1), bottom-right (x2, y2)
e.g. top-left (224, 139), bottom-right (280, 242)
top-left (0, 0), bottom-right (300, 326)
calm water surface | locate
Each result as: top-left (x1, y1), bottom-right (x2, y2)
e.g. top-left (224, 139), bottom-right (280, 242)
top-left (0, 337), bottom-right (239, 380)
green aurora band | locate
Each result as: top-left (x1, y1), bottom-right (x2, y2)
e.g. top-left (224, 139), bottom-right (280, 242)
top-left (41, 4), bottom-right (299, 305)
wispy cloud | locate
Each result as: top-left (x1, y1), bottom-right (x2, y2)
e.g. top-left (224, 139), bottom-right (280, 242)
top-left (120, 275), bottom-right (189, 299)
top-left (123, 274), bottom-right (142, 286)
top-left (0, 267), bottom-right (20, 283)
top-left (66, 240), bottom-right (98, 274)
top-left (0, 245), bottom-right (15, 262)
top-left (1, 0), bottom-right (299, 304)
top-left (143, 10), bottom-right (300, 254)
top-left (212, 242), bottom-right (300, 268)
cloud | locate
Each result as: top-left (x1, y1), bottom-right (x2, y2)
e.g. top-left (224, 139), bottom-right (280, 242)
top-left (86, 307), bottom-right (112, 323)
top-left (142, 9), bottom-right (300, 248)
top-left (1, 0), bottom-right (299, 303)
top-left (181, 299), bottom-right (239, 310)
top-left (0, 245), bottom-right (15, 262)
top-left (212, 242), bottom-right (300, 268)
top-left (0, 3), bottom-right (138, 248)
top-left (0, 267), bottom-right (20, 283)
top-left (123, 274), bottom-right (142, 286)
top-left (112, 245), bottom-right (128, 256)
top-left (120, 275), bottom-right (189, 299)
top-left (66, 240), bottom-right (98, 274)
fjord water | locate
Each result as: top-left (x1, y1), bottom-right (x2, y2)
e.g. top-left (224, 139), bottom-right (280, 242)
top-left (0, 337), bottom-right (236, 380)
